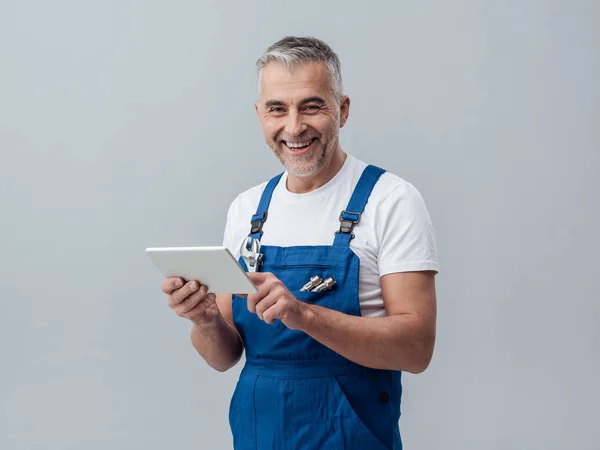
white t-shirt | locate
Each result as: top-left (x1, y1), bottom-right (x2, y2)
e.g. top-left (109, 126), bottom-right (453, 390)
top-left (222, 153), bottom-right (439, 318)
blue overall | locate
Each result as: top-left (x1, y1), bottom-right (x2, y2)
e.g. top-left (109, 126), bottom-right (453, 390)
top-left (230, 165), bottom-right (403, 449)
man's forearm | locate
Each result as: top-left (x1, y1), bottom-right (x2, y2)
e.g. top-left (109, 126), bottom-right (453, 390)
top-left (299, 304), bottom-right (435, 373)
top-left (190, 315), bottom-right (243, 372)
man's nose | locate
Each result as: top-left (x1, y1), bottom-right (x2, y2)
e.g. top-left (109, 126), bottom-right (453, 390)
top-left (284, 111), bottom-right (307, 137)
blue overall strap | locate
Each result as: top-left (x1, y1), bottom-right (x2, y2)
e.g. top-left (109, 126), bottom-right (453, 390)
top-left (248, 172), bottom-right (284, 241)
top-left (333, 165), bottom-right (386, 247)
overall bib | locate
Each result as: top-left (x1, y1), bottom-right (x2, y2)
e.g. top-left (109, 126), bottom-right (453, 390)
top-left (230, 165), bottom-right (403, 449)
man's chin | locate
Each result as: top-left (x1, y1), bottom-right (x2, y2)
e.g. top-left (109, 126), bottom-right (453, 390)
top-left (287, 165), bottom-right (319, 177)
top-left (278, 156), bottom-right (317, 176)
top-left (270, 142), bottom-right (327, 177)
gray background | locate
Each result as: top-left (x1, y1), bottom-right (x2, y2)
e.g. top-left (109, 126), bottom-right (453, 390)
top-left (1, 0), bottom-right (598, 449)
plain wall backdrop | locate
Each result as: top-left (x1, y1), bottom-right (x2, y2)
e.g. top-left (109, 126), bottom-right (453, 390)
top-left (1, 0), bottom-right (599, 449)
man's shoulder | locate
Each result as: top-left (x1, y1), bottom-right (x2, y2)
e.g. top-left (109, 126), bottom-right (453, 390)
top-left (379, 170), bottom-right (417, 198)
top-left (226, 177), bottom-right (274, 217)
top-left (351, 155), bottom-right (418, 203)
top-left (236, 180), bottom-right (269, 203)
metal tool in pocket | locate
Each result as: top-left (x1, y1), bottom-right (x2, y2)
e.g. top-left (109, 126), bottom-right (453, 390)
top-left (299, 275), bottom-right (336, 292)
top-left (312, 277), bottom-right (336, 292)
top-left (300, 275), bottom-right (323, 291)
top-left (240, 236), bottom-right (263, 272)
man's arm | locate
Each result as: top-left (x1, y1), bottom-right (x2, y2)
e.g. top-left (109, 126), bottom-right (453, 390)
top-left (244, 270), bottom-right (436, 374)
top-left (299, 271), bottom-right (436, 373)
top-left (189, 293), bottom-right (244, 372)
top-left (162, 277), bottom-right (243, 372)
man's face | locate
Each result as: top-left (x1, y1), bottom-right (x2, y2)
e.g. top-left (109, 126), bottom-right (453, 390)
top-left (255, 62), bottom-right (349, 177)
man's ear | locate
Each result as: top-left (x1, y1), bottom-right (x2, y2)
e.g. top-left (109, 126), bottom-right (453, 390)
top-left (339, 95), bottom-right (350, 128)
top-left (254, 101), bottom-right (260, 116)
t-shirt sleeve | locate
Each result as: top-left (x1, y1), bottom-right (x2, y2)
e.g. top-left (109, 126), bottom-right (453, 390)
top-left (375, 182), bottom-right (439, 275)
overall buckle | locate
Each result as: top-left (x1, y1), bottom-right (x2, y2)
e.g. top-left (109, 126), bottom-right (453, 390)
top-left (250, 211), bottom-right (268, 235)
top-left (335, 210), bottom-right (361, 239)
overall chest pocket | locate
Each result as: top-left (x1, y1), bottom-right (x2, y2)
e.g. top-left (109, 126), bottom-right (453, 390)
top-left (292, 288), bottom-right (334, 305)
top-left (266, 264), bottom-right (336, 290)
top-left (264, 263), bottom-right (339, 309)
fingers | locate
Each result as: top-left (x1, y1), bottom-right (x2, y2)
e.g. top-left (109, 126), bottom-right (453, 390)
top-left (161, 277), bottom-right (184, 295)
top-left (246, 272), bottom-right (270, 287)
top-left (168, 281), bottom-right (206, 307)
top-left (248, 283), bottom-right (288, 322)
top-left (174, 291), bottom-right (215, 317)
top-left (254, 291), bottom-right (279, 321)
top-left (262, 300), bottom-right (287, 325)
top-left (174, 285), bottom-right (208, 314)
top-left (246, 282), bottom-right (274, 314)
top-left (245, 272), bottom-right (278, 310)
top-left (235, 272), bottom-right (275, 299)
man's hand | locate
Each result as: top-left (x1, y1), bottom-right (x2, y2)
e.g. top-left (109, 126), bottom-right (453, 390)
top-left (240, 272), bottom-right (306, 330)
top-left (161, 277), bottom-right (220, 326)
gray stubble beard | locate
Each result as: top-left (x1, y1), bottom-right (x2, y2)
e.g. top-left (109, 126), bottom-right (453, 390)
top-left (269, 128), bottom-right (339, 178)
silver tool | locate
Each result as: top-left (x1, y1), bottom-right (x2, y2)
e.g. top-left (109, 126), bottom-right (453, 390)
top-left (240, 236), bottom-right (263, 272)
top-left (312, 277), bottom-right (336, 292)
top-left (300, 275), bottom-right (323, 292)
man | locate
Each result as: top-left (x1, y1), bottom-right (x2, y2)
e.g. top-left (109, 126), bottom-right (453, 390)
top-left (161, 36), bottom-right (438, 449)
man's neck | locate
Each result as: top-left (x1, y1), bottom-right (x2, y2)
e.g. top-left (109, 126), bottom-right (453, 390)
top-left (286, 148), bottom-right (347, 194)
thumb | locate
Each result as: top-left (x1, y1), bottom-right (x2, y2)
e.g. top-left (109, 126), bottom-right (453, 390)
top-left (246, 272), bottom-right (268, 283)
top-left (235, 272), bottom-right (268, 297)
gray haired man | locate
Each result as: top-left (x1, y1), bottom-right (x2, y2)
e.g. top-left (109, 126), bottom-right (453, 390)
top-left (161, 36), bottom-right (439, 449)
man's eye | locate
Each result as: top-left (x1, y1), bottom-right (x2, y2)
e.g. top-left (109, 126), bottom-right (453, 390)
top-left (269, 107), bottom-right (284, 113)
top-left (304, 105), bottom-right (320, 111)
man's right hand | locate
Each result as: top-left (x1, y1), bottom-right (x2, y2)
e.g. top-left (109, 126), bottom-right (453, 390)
top-left (161, 277), bottom-right (221, 326)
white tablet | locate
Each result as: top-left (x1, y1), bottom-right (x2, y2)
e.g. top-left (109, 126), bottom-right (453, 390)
top-left (146, 246), bottom-right (258, 294)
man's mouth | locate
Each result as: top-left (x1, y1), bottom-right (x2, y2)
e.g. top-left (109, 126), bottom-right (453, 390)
top-left (282, 138), bottom-right (318, 152)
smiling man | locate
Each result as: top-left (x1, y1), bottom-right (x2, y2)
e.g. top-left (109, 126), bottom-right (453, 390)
top-left (161, 36), bottom-right (439, 449)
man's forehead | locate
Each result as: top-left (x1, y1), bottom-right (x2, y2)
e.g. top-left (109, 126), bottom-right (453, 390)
top-left (259, 61), bottom-right (332, 101)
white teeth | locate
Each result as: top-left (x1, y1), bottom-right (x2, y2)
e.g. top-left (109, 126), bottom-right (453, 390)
top-left (286, 140), bottom-right (313, 149)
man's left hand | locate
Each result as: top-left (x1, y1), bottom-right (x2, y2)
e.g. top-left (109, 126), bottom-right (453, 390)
top-left (238, 272), bottom-right (306, 330)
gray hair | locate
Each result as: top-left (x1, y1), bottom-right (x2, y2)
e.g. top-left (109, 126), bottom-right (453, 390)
top-left (256, 36), bottom-right (344, 101)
